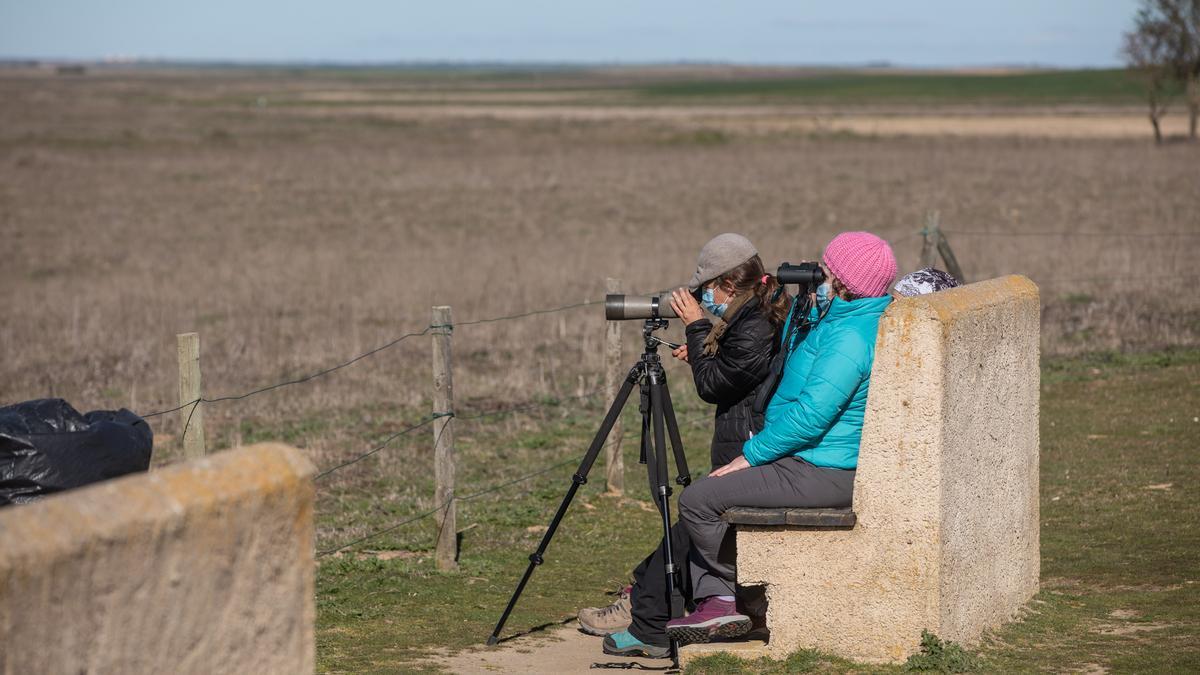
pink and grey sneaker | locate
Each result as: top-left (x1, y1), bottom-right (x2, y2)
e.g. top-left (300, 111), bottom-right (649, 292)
top-left (665, 596), bottom-right (751, 645)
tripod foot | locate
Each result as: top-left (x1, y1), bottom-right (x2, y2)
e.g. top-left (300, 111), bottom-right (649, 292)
top-left (486, 635), bottom-right (500, 647)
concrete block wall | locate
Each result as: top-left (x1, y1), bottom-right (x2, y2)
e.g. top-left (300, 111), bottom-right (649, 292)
top-left (0, 443), bottom-right (316, 674)
top-left (736, 275), bottom-right (1041, 663)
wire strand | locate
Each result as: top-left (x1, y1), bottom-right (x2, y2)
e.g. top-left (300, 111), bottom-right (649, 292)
top-left (316, 432), bottom-right (573, 554)
top-left (138, 295), bottom-right (641, 419)
top-left (455, 389), bottom-right (606, 422)
top-left (314, 390), bottom-right (606, 482)
top-left (313, 415), bottom-right (445, 481)
top-left (942, 229), bottom-right (1200, 239)
top-left (1035, 273), bottom-right (1200, 285)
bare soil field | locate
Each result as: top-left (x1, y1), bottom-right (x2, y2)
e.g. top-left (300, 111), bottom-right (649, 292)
top-left (1, 68), bottom-right (1197, 463)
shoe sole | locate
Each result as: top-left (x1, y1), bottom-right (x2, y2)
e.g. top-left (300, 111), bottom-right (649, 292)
top-left (579, 623), bottom-right (628, 637)
top-left (602, 642), bottom-right (670, 659)
top-left (666, 616), bottom-right (752, 646)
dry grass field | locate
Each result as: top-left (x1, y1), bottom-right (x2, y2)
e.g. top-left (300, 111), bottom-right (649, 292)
top-left (2, 66), bottom-right (1198, 672)
top-left (3, 68), bottom-right (1197, 442)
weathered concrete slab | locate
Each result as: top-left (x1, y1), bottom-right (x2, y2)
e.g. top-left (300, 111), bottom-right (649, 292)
top-left (679, 638), bottom-right (768, 667)
top-left (736, 275), bottom-right (1041, 663)
top-left (0, 442), bottom-right (316, 674)
top-left (425, 623), bottom-right (668, 673)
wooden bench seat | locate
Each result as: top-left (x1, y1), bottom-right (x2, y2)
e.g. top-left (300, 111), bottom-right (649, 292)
top-left (722, 506), bottom-right (857, 528)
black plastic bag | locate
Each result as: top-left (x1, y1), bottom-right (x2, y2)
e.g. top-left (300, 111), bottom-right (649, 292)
top-left (0, 398), bottom-right (153, 506)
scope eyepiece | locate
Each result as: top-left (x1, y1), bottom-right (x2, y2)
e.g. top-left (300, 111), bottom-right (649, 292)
top-left (605, 294), bottom-right (678, 321)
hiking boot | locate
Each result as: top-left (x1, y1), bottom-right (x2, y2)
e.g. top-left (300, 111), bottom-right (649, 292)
top-left (665, 596), bottom-right (751, 645)
top-left (602, 630), bottom-right (670, 659)
top-left (578, 585), bottom-right (632, 636)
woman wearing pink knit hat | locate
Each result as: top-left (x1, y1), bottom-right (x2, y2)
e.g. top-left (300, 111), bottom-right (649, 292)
top-left (665, 231), bottom-right (897, 646)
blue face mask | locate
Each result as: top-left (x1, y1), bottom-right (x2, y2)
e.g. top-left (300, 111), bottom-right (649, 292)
top-left (701, 288), bottom-right (729, 318)
top-left (817, 283), bottom-right (832, 304)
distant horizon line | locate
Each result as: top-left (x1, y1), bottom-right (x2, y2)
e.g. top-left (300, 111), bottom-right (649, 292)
top-left (0, 55), bottom-right (1120, 72)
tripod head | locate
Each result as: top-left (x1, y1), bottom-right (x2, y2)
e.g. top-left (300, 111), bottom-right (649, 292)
top-left (642, 318), bottom-right (681, 353)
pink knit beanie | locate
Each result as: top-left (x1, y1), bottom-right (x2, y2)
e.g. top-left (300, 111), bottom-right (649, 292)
top-left (822, 232), bottom-right (897, 298)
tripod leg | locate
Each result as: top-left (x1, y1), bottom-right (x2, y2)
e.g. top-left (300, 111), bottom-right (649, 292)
top-left (487, 369), bottom-right (639, 646)
top-left (649, 380), bottom-right (670, 493)
top-left (638, 377), bottom-right (668, 520)
top-left (649, 376), bottom-right (682, 668)
top-left (658, 379), bottom-right (692, 487)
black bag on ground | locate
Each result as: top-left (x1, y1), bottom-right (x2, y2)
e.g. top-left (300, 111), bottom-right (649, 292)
top-left (0, 398), bottom-right (153, 506)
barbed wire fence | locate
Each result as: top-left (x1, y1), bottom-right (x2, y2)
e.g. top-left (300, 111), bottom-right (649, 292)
top-left (139, 286), bottom-right (688, 568)
top-left (132, 218), bottom-right (1200, 564)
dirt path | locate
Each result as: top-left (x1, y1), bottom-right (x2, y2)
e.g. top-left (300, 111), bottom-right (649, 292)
top-left (423, 622), bottom-right (674, 674)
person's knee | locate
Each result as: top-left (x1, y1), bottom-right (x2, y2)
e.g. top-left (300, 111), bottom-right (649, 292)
top-left (677, 478), bottom-right (711, 521)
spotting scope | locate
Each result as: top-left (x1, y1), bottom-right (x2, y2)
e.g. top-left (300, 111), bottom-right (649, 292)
top-left (605, 294), bottom-right (678, 321)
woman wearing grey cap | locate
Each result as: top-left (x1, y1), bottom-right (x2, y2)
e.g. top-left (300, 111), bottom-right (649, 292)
top-left (579, 233), bottom-right (790, 659)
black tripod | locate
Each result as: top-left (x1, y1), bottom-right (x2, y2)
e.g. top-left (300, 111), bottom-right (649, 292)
top-left (487, 318), bottom-right (692, 666)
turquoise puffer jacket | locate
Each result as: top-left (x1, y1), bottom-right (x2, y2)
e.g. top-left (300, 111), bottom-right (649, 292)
top-left (741, 294), bottom-right (891, 469)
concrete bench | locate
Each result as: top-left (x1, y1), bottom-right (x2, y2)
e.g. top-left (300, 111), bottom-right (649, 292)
top-left (706, 275), bottom-right (1041, 664)
top-left (0, 443), bottom-right (317, 674)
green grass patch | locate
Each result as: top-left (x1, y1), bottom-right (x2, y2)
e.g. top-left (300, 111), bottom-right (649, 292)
top-left (659, 128), bottom-right (731, 146)
top-left (316, 350), bottom-right (1200, 672)
top-left (314, 394), bottom-right (715, 672)
top-left (684, 348), bottom-right (1200, 674)
top-left (638, 69), bottom-right (1179, 105)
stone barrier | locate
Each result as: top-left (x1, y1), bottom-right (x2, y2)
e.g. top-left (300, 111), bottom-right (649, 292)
top-left (0, 442), bottom-right (316, 674)
top-left (734, 275), bottom-right (1041, 662)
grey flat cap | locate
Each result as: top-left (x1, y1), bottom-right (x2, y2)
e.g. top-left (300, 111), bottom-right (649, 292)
top-left (687, 233), bottom-right (758, 291)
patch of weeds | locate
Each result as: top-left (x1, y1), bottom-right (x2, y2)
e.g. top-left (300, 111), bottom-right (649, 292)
top-left (685, 648), bottom-right (864, 674)
top-left (1064, 326), bottom-right (1096, 343)
top-left (27, 267), bottom-right (59, 280)
top-left (196, 312), bottom-right (226, 327)
top-left (661, 128), bottom-right (730, 146)
top-left (516, 432), bottom-right (552, 450)
top-left (1063, 292), bottom-right (1094, 305)
top-left (805, 127), bottom-right (875, 142)
top-left (903, 631), bottom-right (977, 673)
top-left (205, 128), bottom-right (236, 145)
top-left (359, 116), bottom-right (419, 130)
top-left (1043, 348), bottom-right (1200, 382)
top-left (240, 415), bottom-right (329, 446)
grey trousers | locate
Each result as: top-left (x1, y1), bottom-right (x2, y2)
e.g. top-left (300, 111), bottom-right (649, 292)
top-left (677, 457), bottom-right (856, 599)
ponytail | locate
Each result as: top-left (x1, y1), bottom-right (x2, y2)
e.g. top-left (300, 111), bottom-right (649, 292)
top-left (753, 273), bottom-right (791, 326)
top-left (713, 254), bottom-right (791, 327)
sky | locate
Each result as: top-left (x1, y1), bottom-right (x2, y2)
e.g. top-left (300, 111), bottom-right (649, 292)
top-left (0, 1), bottom-right (1140, 68)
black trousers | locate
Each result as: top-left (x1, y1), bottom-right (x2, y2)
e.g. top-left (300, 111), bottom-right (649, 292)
top-left (626, 522), bottom-right (768, 647)
top-left (627, 522), bottom-right (693, 647)
top-left (625, 444), bottom-right (756, 647)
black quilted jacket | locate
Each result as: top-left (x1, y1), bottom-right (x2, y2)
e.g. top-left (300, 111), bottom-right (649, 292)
top-left (682, 296), bottom-right (777, 469)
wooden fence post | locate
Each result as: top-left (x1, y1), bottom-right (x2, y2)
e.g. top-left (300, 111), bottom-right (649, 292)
top-left (176, 332), bottom-right (206, 460)
top-left (431, 306), bottom-right (457, 570)
top-left (604, 278), bottom-right (625, 495)
top-left (920, 211), bottom-right (940, 269)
